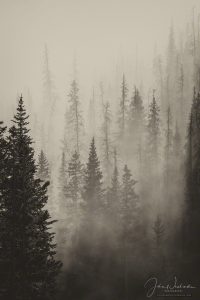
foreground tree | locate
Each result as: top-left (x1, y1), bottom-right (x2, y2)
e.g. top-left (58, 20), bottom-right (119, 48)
top-left (0, 96), bottom-right (61, 300)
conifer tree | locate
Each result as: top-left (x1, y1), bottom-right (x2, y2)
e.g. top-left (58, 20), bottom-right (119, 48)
top-left (101, 101), bottom-right (113, 184)
top-left (108, 149), bottom-right (120, 212)
top-left (58, 151), bottom-right (68, 212)
top-left (37, 150), bottom-right (50, 182)
top-left (83, 138), bottom-right (104, 215)
top-left (185, 89), bottom-right (200, 257)
top-left (128, 87), bottom-right (145, 160)
top-left (152, 215), bottom-right (165, 274)
top-left (120, 165), bottom-right (139, 299)
top-left (128, 87), bottom-right (144, 137)
top-left (64, 80), bottom-right (84, 155)
top-left (0, 122), bottom-right (7, 285)
top-left (118, 74), bottom-right (128, 139)
top-left (0, 96), bottom-right (61, 300)
top-left (164, 106), bottom-right (173, 187)
top-left (67, 150), bottom-right (83, 235)
top-left (147, 93), bottom-right (160, 166)
top-left (42, 45), bottom-right (58, 160)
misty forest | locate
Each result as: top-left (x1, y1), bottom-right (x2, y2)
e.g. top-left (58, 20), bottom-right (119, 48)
top-left (1, 4), bottom-right (200, 300)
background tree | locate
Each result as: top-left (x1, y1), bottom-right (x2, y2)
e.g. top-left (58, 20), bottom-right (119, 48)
top-left (37, 150), bottom-right (50, 182)
top-left (64, 80), bottom-right (84, 156)
top-left (118, 74), bottom-right (128, 140)
top-left (101, 101), bottom-right (113, 185)
top-left (119, 165), bottom-right (139, 300)
top-left (146, 93), bottom-right (160, 168)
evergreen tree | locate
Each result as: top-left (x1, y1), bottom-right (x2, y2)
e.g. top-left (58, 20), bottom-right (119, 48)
top-left (108, 149), bottom-right (120, 212)
top-left (88, 88), bottom-right (96, 139)
top-left (118, 74), bottom-right (128, 139)
top-left (120, 165), bottom-right (139, 299)
top-left (146, 93), bottom-right (160, 166)
top-left (83, 138), bottom-right (104, 215)
top-left (166, 23), bottom-right (177, 108)
top-left (37, 150), bottom-right (50, 182)
top-left (64, 80), bottom-right (84, 155)
top-left (101, 101), bottom-right (113, 184)
top-left (128, 87), bottom-right (144, 137)
top-left (42, 45), bottom-right (58, 160)
top-left (128, 87), bottom-right (145, 160)
top-left (153, 215), bottom-right (165, 250)
top-left (152, 215), bottom-right (165, 274)
top-left (164, 106), bottom-right (173, 188)
top-left (0, 96), bottom-right (61, 300)
top-left (67, 150), bottom-right (84, 235)
top-left (184, 89), bottom-right (200, 261)
top-left (58, 151), bottom-right (68, 212)
top-left (0, 122), bottom-right (7, 285)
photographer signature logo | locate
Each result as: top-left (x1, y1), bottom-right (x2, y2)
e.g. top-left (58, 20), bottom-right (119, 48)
top-left (144, 276), bottom-right (197, 297)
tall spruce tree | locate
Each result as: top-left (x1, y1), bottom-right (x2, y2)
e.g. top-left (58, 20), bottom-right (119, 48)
top-left (152, 215), bottom-right (165, 275)
top-left (37, 150), bottom-right (50, 182)
top-left (184, 89), bottom-right (200, 262)
top-left (108, 149), bottom-right (120, 212)
top-left (120, 165), bottom-right (139, 299)
top-left (64, 80), bottom-right (84, 155)
top-left (101, 101), bottom-right (113, 185)
top-left (147, 93), bottom-right (160, 166)
top-left (67, 150), bottom-right (83, 235)
top-left (128, 87), bottom-right (144, 138)
top-left (0, 96), bottom-right (61, 300)
top-left (83, 138), bottom-right (104, 215)
top-left (164, 106), bottom-right (173, 188)
top-left (128, 87), bottom-right (145, 162)
top-left (118, 74), bottom-right (128, 139)
top-left (0, 122), bottom-right (7, 286)
top-left (58, 151), bottom-right (68, 204)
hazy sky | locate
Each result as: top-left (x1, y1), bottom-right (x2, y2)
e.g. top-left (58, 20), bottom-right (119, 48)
top-left (0, 0), bottom-right (200, 119)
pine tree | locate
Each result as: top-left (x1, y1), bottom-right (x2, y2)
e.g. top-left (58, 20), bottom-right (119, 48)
top-left (106, 149), bottom-right (121, 243)
top-left (101, 101), bottom-right (113, 184)
top-left (129, 87), bottom-right (144, 136)
top-left (128, 87), bottom-right (145, 160)
top-left (88, 88), bottom-right (96, 139)
top-left (37, 150), bottom-right (50, 182)
top-left (83, 138), bottom-right (104, 215)
top-left (120, 165), bottom-right (139, 299)
top-left (184, 89), bottom-right (200, 257)
top-left (153, 215), bottom-right (165, 250)
top-left (64, 80), bottom-right (84, 155)
top-left (108, 149), bottom-right (120, 212)
top-left (0, 96), bottom-right (61, 300)
top-left (166, 23), bottom-right (177, 107)
top-left (42, 45), bottom-right (57, 160)
top-left (152, 215), bottom-right (165, 274)
top-left (164, 106), bottom-right (173, 188)
top-left (147, 93), bottom-right (160, 166)
top-left (0, 121), bottom-right (7, 184)
top-left (118, 74), bottom-right (128, 139)
top-left (0, 122), bottom-right (7, 283)
top-left (58, 151), bottom-right (68, 212)
top-left (67, 150), bottom-right (83, 235)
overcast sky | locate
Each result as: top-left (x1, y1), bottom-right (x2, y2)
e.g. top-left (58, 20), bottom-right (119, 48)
top-left (0, 0), bottom-right (200, 119)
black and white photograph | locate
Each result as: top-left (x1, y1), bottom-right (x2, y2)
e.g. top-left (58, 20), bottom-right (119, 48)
top-left (0, 0), bottom-right (200, 299)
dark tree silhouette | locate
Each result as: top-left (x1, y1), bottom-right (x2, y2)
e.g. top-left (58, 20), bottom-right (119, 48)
top-left (0, 96), bottom-right (61, 300)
